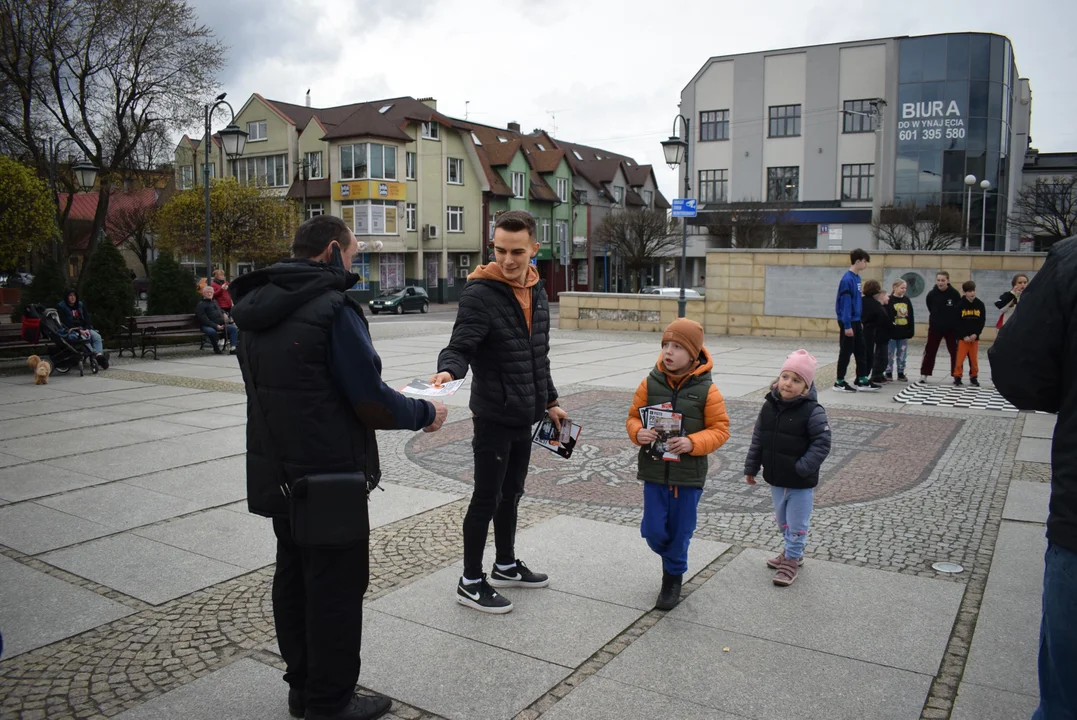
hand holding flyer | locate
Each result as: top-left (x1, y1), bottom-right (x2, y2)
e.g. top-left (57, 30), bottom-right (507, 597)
top-left (400, 378), bottom-right (466, 397)
top-left (639, 404), bottom-right (685, 462)
top-left (532, 413), bottom-right (581, 459)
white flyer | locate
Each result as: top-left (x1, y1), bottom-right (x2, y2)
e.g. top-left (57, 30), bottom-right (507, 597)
top-left (399, 378), bottom-right (466, 396)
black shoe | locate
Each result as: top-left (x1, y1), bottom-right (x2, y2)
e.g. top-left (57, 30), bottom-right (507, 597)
top-left (489, 559), bottom-right (549, 588)
top-left (870, 375), bottom-right (888, 384)
top-left (95, 352), bottom-right (110, 370)
top-left (456, 575), bottom-right (513, 614)
top-left (289, 687), bottom-right (304, 718)
top-left (885, 372), bottom-right (893, 380)
top-left (854, 378), bottom-right (881, 392)
top-left (305, 693), bottom-right (391, 720)
top-left (953, 377), bottom-right (963, 386)
top-left (833, 380), bottom-right (857, 393)
top-left (655, 570), bottom-right (682, 611)
top-left (970, 377), bottom-right (980, 387)
top-left (898, 374), bottom-right (908, 382)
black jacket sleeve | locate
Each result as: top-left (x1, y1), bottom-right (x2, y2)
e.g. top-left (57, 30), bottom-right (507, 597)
top-left (988, 246), bottom-right (1072, 413)
top-left (328, 304), bottom-right (434, 431)
top-left (795, 405), bottom-right (832, 478)
top-left (995, 291), bottom-right (1016, 310)
top-left (437, 286), bottom-right (490, 381)
top-left (972, 299), bottom-right (986, 337)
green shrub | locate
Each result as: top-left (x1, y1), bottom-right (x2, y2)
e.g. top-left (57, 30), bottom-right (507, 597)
top-left (147, 252), bottom-right (198, 315)
top-left (80, 240), bottom-right (135, 342)
top-left (9, 260), bottom-right (67, 322)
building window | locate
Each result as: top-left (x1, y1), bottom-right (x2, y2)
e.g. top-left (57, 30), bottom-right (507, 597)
top-left (351, 253), bottom-right (370, 291)
top-left (699, 169), bottom-right (728, 204)
top-left (541, 219), bottom-right (550, 244)
top-left (614, 185), bottom-right (624, 204)
top-left (556, 219), bottom-right (568, 245)
top-left (406, 202), bottom-right (417, 231)
top-left (306, 202), bottom-right (324, 219)
top-left (767, 167), bottom-right (800, 202)
top-left (304, 151), bottom-right (323, 179)
top-left (379, 253), bottom-right (404, 290)
top-left (843, 100), bottom-right (878, 134)
top-left (700, 110), bottom-right (730, 141)
top-left (247, 121), bottom-right (267, 142)
top-left (421, 121), bottom-right (440, 140)
top-left (841, 163), bottom-right (874, 201)
top-left (556, 177), bottom-right (569, 202)
top-left (447, 205), bottom-right (464, 232)
top-left (447, 157), bottom-right (464, 185)
top-left (576, 188), bottom-right (587, 204)
top-left (644, 189), bottom-right (653, 207)
top-left (768, 105), bottom-right (802, 138)
top-left (232, 154), bottom-right (288, 187)
top-left (200, 163), bottom-right (215, 181)
top-left (406, 152), bottom-right (416, 180)
top-left (339, 143), bottom-right (397, 181)
top-left (180, 165), bottom-right (193, 189)
top-left (341, 200), bottom-right (398, 235)
top-left (511, 172), bottom-right (525, 198)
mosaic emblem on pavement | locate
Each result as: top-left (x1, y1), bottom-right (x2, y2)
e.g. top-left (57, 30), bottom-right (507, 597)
top-left (893, 383), bottom-right (1018, 412)
top-left (406, 390), bottom-right (963, 513)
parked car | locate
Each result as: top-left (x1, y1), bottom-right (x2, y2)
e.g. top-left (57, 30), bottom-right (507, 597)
top-left (640, 286), bottom-right (702, 298)
top-left (132, 277), bottom-right (151, 301)
top-left (369, 286), bottom-right (429, 314)
top-left (0, 272), bottom-right (33, 288)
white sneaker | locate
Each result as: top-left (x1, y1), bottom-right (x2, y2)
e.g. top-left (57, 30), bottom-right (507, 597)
top-left (918, 376), bottom-right (929, 385)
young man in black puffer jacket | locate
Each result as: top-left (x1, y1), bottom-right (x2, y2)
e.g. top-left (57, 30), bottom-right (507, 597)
top-left (431, 210), bottom-right (567, 614)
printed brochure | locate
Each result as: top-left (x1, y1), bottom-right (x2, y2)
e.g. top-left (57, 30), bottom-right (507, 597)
top-left (532, 414), bottom-right (581, 459)
top-left (399, 378), bottom-right (466, 397)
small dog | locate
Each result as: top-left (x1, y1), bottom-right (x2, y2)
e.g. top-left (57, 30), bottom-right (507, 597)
top-left (27, 354), bottom-right (52, 385)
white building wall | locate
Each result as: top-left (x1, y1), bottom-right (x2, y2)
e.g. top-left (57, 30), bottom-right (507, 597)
top-left (837, 44), bottom-right (887, 199)
top-left (762, 52), bottom-right (807, 200)
top-left (693, 61), bottom-right (734, 198)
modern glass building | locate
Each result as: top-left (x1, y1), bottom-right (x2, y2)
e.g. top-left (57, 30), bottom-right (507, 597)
top-left (679, 33), bottom-right (1032, 251)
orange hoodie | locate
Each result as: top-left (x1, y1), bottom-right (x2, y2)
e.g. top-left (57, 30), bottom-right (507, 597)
top-left (467, 262), bottom-right (540, 335)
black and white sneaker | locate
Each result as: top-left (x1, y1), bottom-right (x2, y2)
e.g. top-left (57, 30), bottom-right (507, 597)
top-left (456, 575), bottom-right (513, 614)
top-left (488, 559), bottom-right (550, 588)
top-left (854, 379), bottom-right (881, 392)
top-left (833, 380), bottom-right (857, 393)
top-left (970, 377), bottom-right (980, 387)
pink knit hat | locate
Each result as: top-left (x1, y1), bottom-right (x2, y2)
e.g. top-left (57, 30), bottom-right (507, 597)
top-left (781, 349), bottom-right (817, 388)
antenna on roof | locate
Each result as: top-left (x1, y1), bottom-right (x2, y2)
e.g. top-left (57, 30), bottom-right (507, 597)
top-left (546, 109), bottom-right (569, 137)
top-left (305, 89), bottom-right (311, 108)
top-left (465, 100), bottom-right (470, 120)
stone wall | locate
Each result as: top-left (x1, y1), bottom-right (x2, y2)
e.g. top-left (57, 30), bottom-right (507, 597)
top-left (704, 249), bottom-right (1047, 341)
top-left (559, 293), bottom-right (705, 332)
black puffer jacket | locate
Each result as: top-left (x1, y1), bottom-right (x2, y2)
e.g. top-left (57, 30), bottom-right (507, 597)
top-left (989, 238), bottom-right (1077, 554)
top-left (743, 385), bottom-right (832, 489)
top-left (437, 275), bottom-right (557, 427)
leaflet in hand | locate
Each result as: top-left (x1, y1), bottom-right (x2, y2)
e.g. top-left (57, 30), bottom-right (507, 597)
top-left (399, 378), bottom-right (465, 396)
top-left (640, 403), bottom-right (683, 462)
top-left (532, 414), bottom-right (581, 459)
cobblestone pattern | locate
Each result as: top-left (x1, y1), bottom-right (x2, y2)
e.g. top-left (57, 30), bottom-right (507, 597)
top-left (917, 413), bottom-right (1025, 719)
top-left (1012, 460), bottom-right (1052, 483)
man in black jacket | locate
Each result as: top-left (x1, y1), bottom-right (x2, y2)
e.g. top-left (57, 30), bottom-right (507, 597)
top-left (919, 271), bottom-right (961, 383)
top-left (230, 215), bottom-right (447, 720)
top-left (431, 210), bottom-right (567, 614)
top-left (989, 237), bottom-right (1077, 720)
top-left (195, 285), bottom-right (238, 354)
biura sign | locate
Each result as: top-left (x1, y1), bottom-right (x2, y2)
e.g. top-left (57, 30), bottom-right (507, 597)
top-left (897, 100), bottom-right (966, 142)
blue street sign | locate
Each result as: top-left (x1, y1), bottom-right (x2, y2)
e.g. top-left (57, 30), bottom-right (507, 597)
top-left (671, 198), bottom-right (697, 218)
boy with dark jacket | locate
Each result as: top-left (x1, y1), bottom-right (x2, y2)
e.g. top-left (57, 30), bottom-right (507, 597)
top-left (920, 271), bottom-right (962, 383)
top-left (860, 279), bottom-right (890, 384)
top-left (953, 280), bottom-right (986, 387)
top-left (431, 210), bottom-right (566, 615)
top-left (833, 249), bottom-right (876, 392)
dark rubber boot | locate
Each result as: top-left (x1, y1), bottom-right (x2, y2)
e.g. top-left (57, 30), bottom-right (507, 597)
top-left (655, 571), bottom-right (682, 611)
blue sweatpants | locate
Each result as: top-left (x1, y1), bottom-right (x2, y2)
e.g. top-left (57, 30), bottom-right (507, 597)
top-left (641, 483), bottom-right (703, 576)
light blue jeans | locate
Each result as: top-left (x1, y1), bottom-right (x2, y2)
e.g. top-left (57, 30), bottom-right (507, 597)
top-left (770, 486), bottom-right (814, 559)
top-left (1032, 543), bottom-right (1077, 720)
top-left (887, 339), bottom-right (908, 376)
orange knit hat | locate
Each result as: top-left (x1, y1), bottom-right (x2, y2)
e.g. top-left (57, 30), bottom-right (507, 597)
top-left (662, 318), bottom-right (704, 361)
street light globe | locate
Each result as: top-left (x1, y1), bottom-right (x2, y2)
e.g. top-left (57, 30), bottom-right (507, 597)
top-left (980, 180), bottom-right (991, 190)
top-left (661, 135), bottom-right (687, 169)
top-left (964, 174), bottom-right (978, 186)
top-left (218, 124), bottom-right (248, 158)
top-left (72, 161), bottom-right (99, 191)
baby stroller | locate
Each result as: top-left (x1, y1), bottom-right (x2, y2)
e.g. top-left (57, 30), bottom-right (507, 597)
top-left (23, 304), bottom-right (99, 376)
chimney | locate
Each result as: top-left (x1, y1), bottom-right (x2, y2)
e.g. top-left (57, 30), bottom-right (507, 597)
top-left (417, 97), bottom-right (437, 110)
top-left (305, 89), bottom-right (311, 108)
top-left (507, 121), bottom-right (521, 132)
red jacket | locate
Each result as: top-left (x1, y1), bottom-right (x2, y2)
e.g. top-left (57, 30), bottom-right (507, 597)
top-left (212, 279), bottom-right (233, 310)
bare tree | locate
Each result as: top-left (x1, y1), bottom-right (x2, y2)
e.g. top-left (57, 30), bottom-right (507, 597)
top-left (108, 194), bottom-right (159, 276)
top-left (593, 209), bottom-right (678, 292)
top-left (1011, 176), bottom-right (1077, 244)
top-left (0, 0), bottom-right (225, 274)
top-left (872, 202), bottom-right (964, 251)
top-left (705, 201), bottom-right (800, 248)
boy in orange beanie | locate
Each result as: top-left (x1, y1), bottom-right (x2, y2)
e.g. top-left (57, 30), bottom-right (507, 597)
top-left (626, 318), bottom-right (730, 610)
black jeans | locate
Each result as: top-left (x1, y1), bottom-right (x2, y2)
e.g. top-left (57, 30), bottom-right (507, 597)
top-left (463, 418), bottom-right (533, 579)
top-left (272, 514), bottom-right (369, 715)
top-left (836, 320), bottom-right (866, 382)
top-left (862, 326), bottom-right (889, 379)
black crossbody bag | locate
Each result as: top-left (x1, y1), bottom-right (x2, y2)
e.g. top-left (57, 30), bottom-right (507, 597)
top-left (246, 372), bottom-right (370, 550)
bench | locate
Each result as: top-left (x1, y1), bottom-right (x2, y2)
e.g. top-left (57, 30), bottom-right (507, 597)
top-left (0, 322), bottom-right (41, 355)
top-left (119, 314), bottom-right (216, 359)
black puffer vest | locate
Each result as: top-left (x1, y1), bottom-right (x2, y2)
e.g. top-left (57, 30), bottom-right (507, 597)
top-left (231, 260), bottom-right (378, 518)
top-left (758, 393), bottom-right (820, 489)
top-left (636, 365), bottom-right (712, 488)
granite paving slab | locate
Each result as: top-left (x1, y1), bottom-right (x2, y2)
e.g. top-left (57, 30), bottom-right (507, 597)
top-left (0, 414), bottom-right (71, 440)
top-left (123, 455), bottom-right (248, 505)
top-left (951, 682), bottom-right (1039, 720)
top-left (145, 391), bottom-right (246, 411)
top-left (0, 463), bottom-right (112, 502)
top-left (153, 409), bottom-right (247, 429)
top-left (38, 482), bottom-right (206, 531)
top-left (132, 507), bottom-right (275, 570)
top-left (41, 377), bottom-right (153, 394)
top-left (1003, 481), bottom-right (1051, 524)
top-left (360, 610), bottom-right (570, 720)
top-left (512, 515), bottom-right (729, 610)
top-left (44, 438), bottom-right (239, 481)
top-left (0, 398), bottom-right (87, 417)
top-left (0, 418), bottom-right (204, 461)
top-left (1021, 412), bottom-right (1056, 440)
top-left (369, 482), bottom-right (463, 528)
top-left (671, 549), bottom-right (964, 674)
top-left (90, 385), bottom-right (206, 403)
top-left (370, 564), bottom-right (641, 667)
top-left (0, 385), bottom-right (78, 405)
top-left (0, 502), bottom-right (112, 554)
top-left (0, 452), bottom-right (30, 468)
top-left (39, 533), bottom-right (248, 605)
top-left (111, 658), bottom-right (288, 720)
top-left (964, 521), bottom-right (1046, 696)
top-left (0, 555), bottom-right (133, 658)
top-left (1016, 437), bottom-right (1052, 463)
top-left (541, 676), bottom-right (738, 720)
top-left (600, 617), bottom-right (931, 720)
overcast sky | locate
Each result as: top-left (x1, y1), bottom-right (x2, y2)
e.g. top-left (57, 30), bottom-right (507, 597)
top-left (187, 0), bottom-right (1076, 200)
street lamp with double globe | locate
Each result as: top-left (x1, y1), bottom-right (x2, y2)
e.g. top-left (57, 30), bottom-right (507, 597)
top-left (203, 93), bottom-right (248, 283)
top-left (661, 115), bottom-right (690, 318)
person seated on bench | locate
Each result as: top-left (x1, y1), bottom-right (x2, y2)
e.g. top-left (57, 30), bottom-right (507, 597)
top-left (57, 289), bottom-right (109, 367)
top-left (196, 285), bottom-right (238, 355)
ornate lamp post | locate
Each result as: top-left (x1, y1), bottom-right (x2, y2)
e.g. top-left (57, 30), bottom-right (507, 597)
top-left (661, 115), bottom-right (690, 318)
top-left (204, 93), bottom-right (248, 283)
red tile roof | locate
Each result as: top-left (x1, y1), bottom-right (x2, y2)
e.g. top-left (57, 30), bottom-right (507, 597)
top-left (59, 189), bottom-right (161, 249)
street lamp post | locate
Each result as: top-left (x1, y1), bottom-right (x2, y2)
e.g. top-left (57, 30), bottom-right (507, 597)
top-left (44, 138), bottom-right (99, 262)
top-left (661, 115), bottom-right (690, 318)
top-left (979, 179), bottom-right (991, 250)
top-left (963, 174), bottom-right (977, 250)
top-left (203, 93), bottom-right (248, 284)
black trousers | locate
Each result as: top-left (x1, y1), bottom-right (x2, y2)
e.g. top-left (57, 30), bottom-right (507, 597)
top-left (836, 320), bottom-right (866, 382)
top-left (862, 326), bottom-right (889, 379)
top-left (463, 418), bottom-right (532, 579)
top-left (272, 514), bottom-right (369, 715)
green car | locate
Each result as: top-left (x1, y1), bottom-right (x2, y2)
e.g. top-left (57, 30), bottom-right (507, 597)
top-left (369, 286), bottom-right (430, 315)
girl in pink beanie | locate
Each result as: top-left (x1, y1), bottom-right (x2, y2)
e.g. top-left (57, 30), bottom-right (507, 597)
top-left (743, 349), bottom-right (832, 586)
